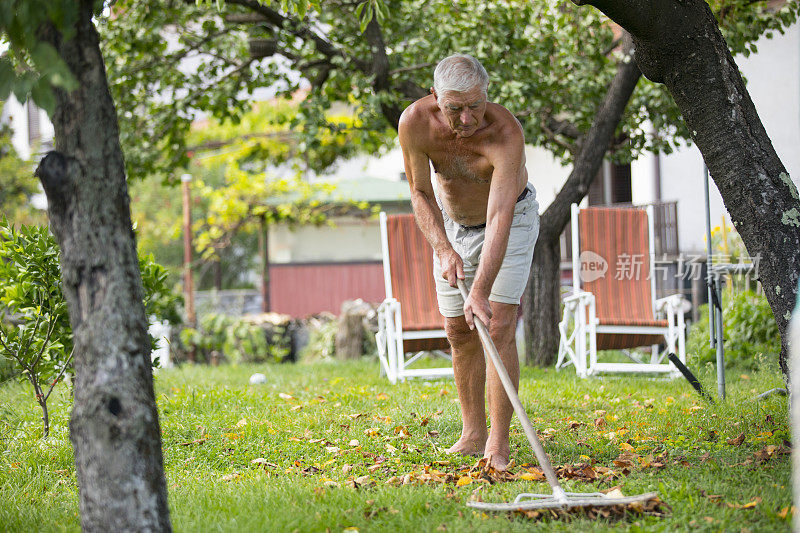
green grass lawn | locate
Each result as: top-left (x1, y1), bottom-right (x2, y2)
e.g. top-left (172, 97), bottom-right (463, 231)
top-left (0, 358), bottom-right (791, 532)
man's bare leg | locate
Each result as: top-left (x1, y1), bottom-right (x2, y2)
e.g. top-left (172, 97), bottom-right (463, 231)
top-left (483, 302), bottom-right (520, 471)
top-left (445, 316), bottom-right (488, 456)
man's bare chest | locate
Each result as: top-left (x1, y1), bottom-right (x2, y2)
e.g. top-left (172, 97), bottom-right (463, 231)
top-left (428, 142), bottom-right (493, 184)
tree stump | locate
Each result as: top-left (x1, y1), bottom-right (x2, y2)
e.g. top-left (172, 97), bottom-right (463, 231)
top-left (335, 300), bottom-right (370, 360)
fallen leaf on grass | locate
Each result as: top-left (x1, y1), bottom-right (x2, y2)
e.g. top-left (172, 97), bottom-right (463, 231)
top-left (393, 426), bottom-right (411, 438)
top-left (726, 433), bottom-right (745, 446)
top-left (726, 497), bottom-right (761, 509)
top-left (220, 473), bottom-right (240, 482)
top-left (504, 489), bottom-right (670, 521)
top-left (541, 428), bottom-right (558, 439)
top-left (699, 489), bottom-right (724, 502)
top-left (278, 393), bottom-right (294, 400)
top-left (250, 458), bottom-right (278, 468)
top-left (456, 476), bottom-right (473, 486)
top-left (752, 444), bottom-right (790, 464)
top-left (516, 471), bottom-right (545, 482)
top-left (179, 438), bottom-right (208, 446)
top-left (778, 506), bottom-right (794, 519)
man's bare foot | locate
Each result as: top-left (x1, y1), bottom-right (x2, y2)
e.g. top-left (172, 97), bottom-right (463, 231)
top-left (447, 435), bottom-right (486, 456)
top-left (483, 442), bottom-right (511, 471)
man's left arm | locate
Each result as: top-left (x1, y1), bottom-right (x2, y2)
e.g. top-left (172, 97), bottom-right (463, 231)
top-left (463, 128), bottom-right (525, 329)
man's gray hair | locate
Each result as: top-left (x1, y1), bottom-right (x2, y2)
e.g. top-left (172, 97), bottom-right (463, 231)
top-left (433, 54), bottom-right (489, 96)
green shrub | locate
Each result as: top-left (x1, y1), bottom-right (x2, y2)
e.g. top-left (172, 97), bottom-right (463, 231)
top-left (179, 313), bottom-right (289, 364)
top-left (0, 219), bottom-right (183, 436)
top-left (687, 290), bottom-right (779, 370)
top-left (300, 317), bottom-right (338, 361)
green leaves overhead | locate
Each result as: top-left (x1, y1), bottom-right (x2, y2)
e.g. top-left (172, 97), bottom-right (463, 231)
top-left (94, 0), bottom-right (706, 178)
top-left (0, 1), bottom-right (85, 116)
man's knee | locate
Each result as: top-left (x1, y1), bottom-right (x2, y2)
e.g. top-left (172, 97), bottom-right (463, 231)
top-left (488, 305), bottom-right (518, 345)
top-left (445, 317), bottom-right (478, 349)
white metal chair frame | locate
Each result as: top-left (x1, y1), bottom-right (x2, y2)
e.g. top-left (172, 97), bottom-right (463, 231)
top-left (375, 212), bottom-right (453, 384)
top-left (556, 204), bottom-right (687, 378)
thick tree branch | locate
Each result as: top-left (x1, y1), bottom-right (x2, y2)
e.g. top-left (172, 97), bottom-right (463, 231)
top-left (389, 62), bottom-right (436, 76)
top-left (226, 0), bottom-right (369, 70)
top-left (126, 27), bottom-right (235, 76)
top-left (363, 15), bottom-right (403, 128)
top-left (545, 116), bottom-right (583, 141)
top-left (540, 121), bottom-right (579, 156)
top-left (540, 35), bottom-right (641, 240)
top-left (571, 0), bottom-right (660, 41)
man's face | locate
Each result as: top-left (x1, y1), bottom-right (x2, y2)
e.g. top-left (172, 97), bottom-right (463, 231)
top-left (435, 86), bottom-right (487, 138)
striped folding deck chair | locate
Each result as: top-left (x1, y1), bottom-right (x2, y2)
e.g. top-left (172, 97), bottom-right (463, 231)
top-left (376, 212), bottom-right (453, 383)
top-left (556, 203), bottom-right (686, 377)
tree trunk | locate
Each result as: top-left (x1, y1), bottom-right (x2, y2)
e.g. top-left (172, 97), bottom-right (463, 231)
top-left (523, 37), bottom-right (642, 366)
top-left (35, 4), bottom-right (171, 531)
top-left (574, 0), bottom-right (800, 376)
top-left (335, 300), bottom-right (367, 360)
top-left (523, 239), bottom-right (562, 365)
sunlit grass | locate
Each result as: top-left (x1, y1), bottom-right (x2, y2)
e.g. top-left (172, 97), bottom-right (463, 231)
top-left (0, 358), bottom-right (791, 532)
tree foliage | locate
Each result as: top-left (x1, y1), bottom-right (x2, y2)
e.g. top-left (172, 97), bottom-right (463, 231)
top-left (99, 0), bottom-right (797, 184)
top-left (0, 0), bottom-right (91, 115)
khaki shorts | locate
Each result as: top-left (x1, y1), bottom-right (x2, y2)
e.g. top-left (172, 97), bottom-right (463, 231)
top-left (433, 187), bottom-right (540, 317)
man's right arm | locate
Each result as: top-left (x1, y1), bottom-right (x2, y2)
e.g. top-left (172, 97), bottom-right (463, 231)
top-left (398, 109), bottom-right (463, 286)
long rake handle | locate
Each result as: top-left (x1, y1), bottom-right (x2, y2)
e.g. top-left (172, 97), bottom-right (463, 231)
top-left (457, 279), bottom-right (565, 497)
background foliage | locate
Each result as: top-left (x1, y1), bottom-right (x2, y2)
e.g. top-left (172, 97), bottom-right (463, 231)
top-left (0, 220), bottom-right (183, 385)
top-left (687, 290), bottom-right (780, 371)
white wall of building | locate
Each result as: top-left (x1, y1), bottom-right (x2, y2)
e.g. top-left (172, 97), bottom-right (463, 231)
top-left (270, 218), bottom-right (384, 263)
top-left (2, 95), bottom-right (54, 160)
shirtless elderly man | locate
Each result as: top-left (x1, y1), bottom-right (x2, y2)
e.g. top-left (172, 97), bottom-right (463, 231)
top-left (398, 54), bottom-right (540, 471)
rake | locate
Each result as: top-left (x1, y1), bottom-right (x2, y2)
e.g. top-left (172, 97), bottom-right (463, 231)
top-left (456, 279), bottom-right (659, 512)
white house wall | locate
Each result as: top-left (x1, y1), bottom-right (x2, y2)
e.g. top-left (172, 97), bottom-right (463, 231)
top-left (3, 96), bottom-right (32, 160)
top-left (269, 218), bottom-right (384, 263)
